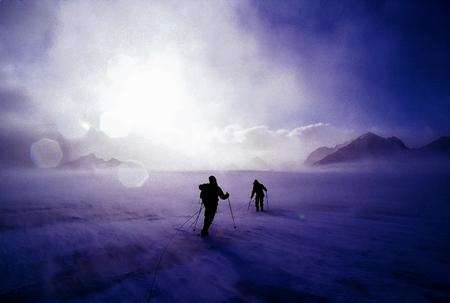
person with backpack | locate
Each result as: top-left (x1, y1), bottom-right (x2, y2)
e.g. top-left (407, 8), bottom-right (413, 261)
top-left (199, 175), bottom-right (229, 237)
top-left (251, 179), bottom-right (267, 211)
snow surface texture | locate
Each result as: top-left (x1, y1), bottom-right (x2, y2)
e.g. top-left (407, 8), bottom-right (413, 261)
top-left (0, 169), bottom-right (449, 302)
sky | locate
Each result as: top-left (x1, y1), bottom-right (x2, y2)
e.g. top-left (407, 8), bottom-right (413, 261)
top-left (0, 0), bottom-right (449, 170)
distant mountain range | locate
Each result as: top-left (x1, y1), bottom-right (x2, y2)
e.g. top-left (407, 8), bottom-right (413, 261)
top-left (306, 132), bottom-right (450, 166)
top-left (0, 125), bottom-right (124, 169)
top-left (62, 153), bottom-right (122, 170)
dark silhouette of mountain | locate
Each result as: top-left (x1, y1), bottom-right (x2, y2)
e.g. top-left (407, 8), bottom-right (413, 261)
top-left (304, 140), bottom-right (352, 165)
top-left (308, 133), bottom-right (450, 166)
top-left (418, 136), bottom-right (450, 155)
top-left (313, 132), bottom-right (409, 165)
top-left (304, 146), bottom-right (336, 165)
top-left (411, 136), bottom-right (450, 162)
top-left (62, 153), bottom-right (122, 170)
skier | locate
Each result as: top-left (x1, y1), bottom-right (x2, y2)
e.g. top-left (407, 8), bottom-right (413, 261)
top-left (251, 179), bottom-right (267, 211)
top-left (199, 176), bottom-right (229, 237)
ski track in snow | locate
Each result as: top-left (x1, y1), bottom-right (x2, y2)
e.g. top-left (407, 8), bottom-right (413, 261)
top-left (0, 169), bottom-right (449, 302)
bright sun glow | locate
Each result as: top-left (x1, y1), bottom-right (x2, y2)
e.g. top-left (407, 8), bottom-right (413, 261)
top-left (99, 54), bottom-right (192, 138)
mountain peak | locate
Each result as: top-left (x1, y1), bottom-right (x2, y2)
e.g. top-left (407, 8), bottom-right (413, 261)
top-left (314, 133), bottom-right (408, 165)
top-left (358, 132), bottom-right (382, 140)
top-left (63, 153), bottom-right (122, 169)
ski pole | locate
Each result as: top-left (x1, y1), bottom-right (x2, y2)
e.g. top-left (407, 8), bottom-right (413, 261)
top-left (247, 198), bottom-right (253, 211)
top-left (227, 198), bottom-right (237, 229)
top-left (177, 205), bottom-right (202, 230)
top-left (192, 203), bottom-right (203, 231)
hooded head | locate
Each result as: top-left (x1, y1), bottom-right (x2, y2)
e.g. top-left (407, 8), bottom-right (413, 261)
top-left (254, 179), bottom-right (259, 184)
top-left (209, 175), bottom-right (217, 185)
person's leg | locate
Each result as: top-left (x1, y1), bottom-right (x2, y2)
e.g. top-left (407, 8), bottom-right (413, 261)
top-left (255, 197), bottom-right (259, 211)
top-left (209, 204), bottom-right (217, 224)
top-left (201, 204), bottom-right (217, 236)
top-left (260, 195), bottom-right (264, 211)
top-left (202, 206), bottom-right (212, 235)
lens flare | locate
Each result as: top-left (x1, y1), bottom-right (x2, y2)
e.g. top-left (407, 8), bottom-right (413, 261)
top-left (117, 160), bottom-right (149, 188)
top-left (100, 110), bottom-right (133, 138)
top-left (30, 138), bottom-right (63, 168)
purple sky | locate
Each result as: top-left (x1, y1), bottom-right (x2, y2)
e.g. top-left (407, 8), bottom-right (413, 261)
top-left (0, 0), bottom-right (449, 169)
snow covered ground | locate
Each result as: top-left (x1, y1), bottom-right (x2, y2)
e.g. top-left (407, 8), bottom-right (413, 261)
top-left (1, 169), bottom-right (449, 302)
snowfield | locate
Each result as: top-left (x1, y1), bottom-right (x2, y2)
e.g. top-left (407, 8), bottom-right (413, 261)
top-left (1, 169), bottom-right (449, 302)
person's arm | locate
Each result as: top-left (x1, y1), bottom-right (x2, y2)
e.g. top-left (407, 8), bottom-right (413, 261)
top-left (251, 186), bottom-right (255, 198)
top-left (262, 184), bottom-right (267, 192)
top-left (218, 187), bottom-right (229, 200)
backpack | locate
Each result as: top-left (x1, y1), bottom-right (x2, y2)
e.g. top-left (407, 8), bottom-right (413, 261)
top-left (199, 183), bottom-right (208, 201)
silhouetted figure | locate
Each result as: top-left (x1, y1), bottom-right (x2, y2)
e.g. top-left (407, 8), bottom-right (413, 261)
top-left (251, 179), bottom-right (267, 211)
top-left (199, 175), bottom-right (229, 237)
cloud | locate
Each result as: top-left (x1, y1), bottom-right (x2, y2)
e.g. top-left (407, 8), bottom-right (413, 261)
top-left (204, 123), bottom-right (355, 170)
top-left (5, 0), bottom-right (305, 133)
top-left (0, 1), bottom-right (358, 170)
top-left (214, 123), bottom-right (352, 149)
